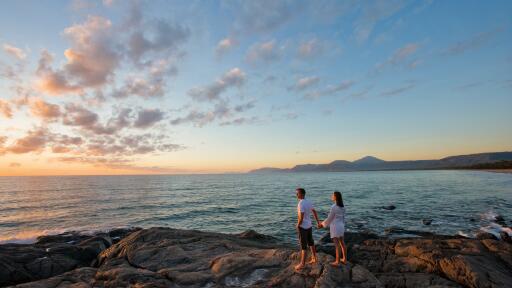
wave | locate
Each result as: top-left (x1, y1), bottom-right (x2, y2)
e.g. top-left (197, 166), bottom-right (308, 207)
top-left (0, 228), bottom-right (70, 244)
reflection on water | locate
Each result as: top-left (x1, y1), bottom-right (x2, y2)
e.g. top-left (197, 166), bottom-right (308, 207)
top-left (0, 171), bottom-right (511, 244)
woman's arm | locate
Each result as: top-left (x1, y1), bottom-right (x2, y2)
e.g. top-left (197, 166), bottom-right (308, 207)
top-left (322, 206), bottom-right (336, 227)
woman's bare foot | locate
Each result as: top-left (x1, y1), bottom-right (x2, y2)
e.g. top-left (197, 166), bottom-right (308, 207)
top-left (294, 263), bottom-right (305, 271)
top-left (307, 258), bottom-right (317, 265)
top-left (330, 261), bottom-right (340, 267)
top-left (340, 259), bottom-right (347, 265)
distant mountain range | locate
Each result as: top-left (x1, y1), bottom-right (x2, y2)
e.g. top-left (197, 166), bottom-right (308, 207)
top-left (249, 152), bottom-right (512, 173)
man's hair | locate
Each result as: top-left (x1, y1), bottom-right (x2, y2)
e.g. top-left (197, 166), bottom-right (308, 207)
top-left (296, 188), bottom-right (306, 196)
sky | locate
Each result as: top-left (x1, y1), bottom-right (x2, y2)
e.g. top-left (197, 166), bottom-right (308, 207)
top-left (0, 0), bottom-right (511, 176)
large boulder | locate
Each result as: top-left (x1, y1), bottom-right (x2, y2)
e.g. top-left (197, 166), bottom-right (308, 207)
top-left (1, 228), bottom-right (136, 287)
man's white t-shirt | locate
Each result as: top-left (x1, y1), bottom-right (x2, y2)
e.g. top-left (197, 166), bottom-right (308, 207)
top-left (297, 198), bottom-right (314, 229)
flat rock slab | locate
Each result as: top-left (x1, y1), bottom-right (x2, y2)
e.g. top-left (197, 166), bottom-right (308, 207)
top-left (7, 227), bottom-right (382, 288)
top-left (5, 227), bottom-right (512, 288)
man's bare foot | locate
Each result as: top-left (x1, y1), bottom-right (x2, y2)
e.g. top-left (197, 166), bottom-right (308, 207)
top-left (330, 261), bottom-right (340, 267)
top-left (340, 259), bottom-right (347, 265)
top-left (294, 263), bottom-right (305, 271)
top-left (307, 258), bottom-right (317, 265)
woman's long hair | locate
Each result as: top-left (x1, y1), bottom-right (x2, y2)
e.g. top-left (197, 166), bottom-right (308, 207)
top-left (334, 191), bottom-right (344, 207)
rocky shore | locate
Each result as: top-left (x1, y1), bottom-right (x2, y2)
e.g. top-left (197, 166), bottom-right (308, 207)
top-left (1, 227), bottom-right (511, 288)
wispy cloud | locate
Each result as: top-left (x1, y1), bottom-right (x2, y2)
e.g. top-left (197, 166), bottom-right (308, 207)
top-left (228, 0), bottom-right (298, 34)
top-left (380, 82), bottom-right (416, 97)
top-left (2, 44), bottom-right (27, 60)
top-left (444, 28), bottom-right (502, 55)
top-left (353, 0), bottom-right (407, 43)
top-left (188, 68), bottom-right (246, 102)
top-left (288, 76), bottom-right (320, 91)
top-left (305, 80), bottom-right (355, 99)
top-left (216, 37), bottom-right (237, 58)
top-left (297, 39), bottom-right (324, 59)
top-left (374, 42), bottom-right (420, 73)
top-left (246, 40), bottom-right (281, 64)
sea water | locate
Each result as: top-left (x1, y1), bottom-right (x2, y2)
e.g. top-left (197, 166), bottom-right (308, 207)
top-left (1, 170), bottom-right (511, 244)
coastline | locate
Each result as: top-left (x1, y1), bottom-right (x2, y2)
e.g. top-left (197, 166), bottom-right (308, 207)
top-left (2, 226), bottom-right (511, 288)
top-left (483, 169), bottom-right (512, 174)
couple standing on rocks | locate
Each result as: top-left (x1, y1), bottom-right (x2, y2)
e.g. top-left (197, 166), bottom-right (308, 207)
top-left (295, 187), bottom-right (346, 271)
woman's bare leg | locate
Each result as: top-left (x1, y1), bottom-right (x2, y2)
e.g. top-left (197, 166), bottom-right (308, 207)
top-left (330, 237), bottom-right (341, 266)
top-left (339, 236), bottom-right (347, 264)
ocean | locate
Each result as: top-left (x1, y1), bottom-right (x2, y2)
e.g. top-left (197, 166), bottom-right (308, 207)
top-left (1, 170), bottom-right (511, 244)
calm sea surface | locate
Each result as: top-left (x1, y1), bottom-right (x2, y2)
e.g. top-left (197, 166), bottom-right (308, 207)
top-left (1, 171), bottom-right (511, 244)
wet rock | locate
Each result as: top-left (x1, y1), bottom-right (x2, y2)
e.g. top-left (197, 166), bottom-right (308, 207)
top-left (493, 215), bottom-right (506, 225)
top-left (500, 231), bottom-right (512, 243)
top-left (475, 231), bottom-right (498, 240)
top-left (382, 205), bottom-right (396, 210)
top-left (238, 229), bottom-right (278, 242)
top-left (0, 230), bottom-right (135, 287)
top-left (421, 219), bottom-right (432, 225)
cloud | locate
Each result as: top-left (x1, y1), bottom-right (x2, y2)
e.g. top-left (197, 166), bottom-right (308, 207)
top-left (220, 116), bottom-right (259, 126)
top-left (297, 39), bottom-right (324, 59)
top-left (36, 50), bottom-right (83, 95)
top-left (444, 28), bottom-right (502, 55)
top-left (216, 37), bottom-right (237, 57)
top-left (55, 156), bottom-right (184, 173)
top-left (62, 16), bottom-right (118, 87)
top-left (305, 80), bottom-right (355, 99)
top-left (127, 18), bottom-right (189, 63)
top-left (171, 100), bottom-right (238, 127)
top-left (9, 162), bottom-right (21, 168)
top-left (288, 76), bottom-right (320, 91)
top-left (4, 128), bottom-right (48, 154)
top-left (0, 100), bottom-right (13, 118)
top-left (354, 0), bottom-right (407, 43)
top-left (2, 44), bottom-right (27, 60)
top-left (228, 0), bottom-right (297, 34)
top-left (246, 40), bottom-right (281, 63)
top-left (111, 60), bottom-right (174, 99)
top-left (234, 101), bottom-right (256, 112)
top-left (36, 16), bottom-right (119, 95)
top-left (63, 103), bottom-right (99, 127)
top-left (380, 82), bottom-right (416, 96)
top-left (374, 43), bottom-right (419, 73)
top-left (134, 108), bottom-right (164, 128)
top-left (29, 99), bottom-right (61, 120)
top-left (188, 68), bottom-right (246, 102)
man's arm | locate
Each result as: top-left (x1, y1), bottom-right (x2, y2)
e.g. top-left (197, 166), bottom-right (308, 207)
top-left (297, 211), bottom-right (304, 228)
top-left (312, 209), bottom-right (320, 225)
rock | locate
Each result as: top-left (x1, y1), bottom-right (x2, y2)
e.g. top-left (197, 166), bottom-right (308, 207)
top-left (238, 229), bottom-right (278, 242)
top-left (475, 231), bottom-right (498, 240)
top-left (493, 215), bottom-right (506, 225)
top-left (500, 231), bottom-right (512, 243)
top-left (382, 205), bottom-right (396, 210)
top-left (0, 230), bottom-right (135, 287)
top-left (422, 219), bottom-right (432, 225)
top-left (351, 236), bottom-right (512, 288)
top-left (6, 227), bottom-right (512, 288)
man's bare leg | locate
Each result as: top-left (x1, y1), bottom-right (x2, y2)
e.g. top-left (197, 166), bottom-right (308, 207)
top-left (295, 249), bottom-right (307, 270)
top-left (308, 245), bottom-right (318, 264)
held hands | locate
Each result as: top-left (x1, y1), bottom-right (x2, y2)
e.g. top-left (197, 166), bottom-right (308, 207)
top-left (317, 223), bottom-right (323, 229)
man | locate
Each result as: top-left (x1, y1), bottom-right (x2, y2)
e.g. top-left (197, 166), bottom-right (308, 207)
top-left (295, 187), bottom-right (321, 270)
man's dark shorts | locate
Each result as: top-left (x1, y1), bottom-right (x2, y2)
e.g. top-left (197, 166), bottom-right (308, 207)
top-left (298, 227), bottom-right (314, 250)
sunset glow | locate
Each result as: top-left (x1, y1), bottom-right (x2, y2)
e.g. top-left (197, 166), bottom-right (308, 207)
top-left (1, 0), bottom-right (511, 176)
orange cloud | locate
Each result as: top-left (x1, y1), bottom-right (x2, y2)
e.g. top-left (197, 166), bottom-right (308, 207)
top-left (0, 99), bottom-right (13, 118)
top-left (29, 99), bottom-right (61, 119)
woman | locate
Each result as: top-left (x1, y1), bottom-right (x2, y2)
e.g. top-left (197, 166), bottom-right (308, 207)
top-left (318, 191), bottom-right (347, 266)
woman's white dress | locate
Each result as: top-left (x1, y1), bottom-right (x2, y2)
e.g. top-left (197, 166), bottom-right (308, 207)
top-left (322, 204), bottom-right (345, 238)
